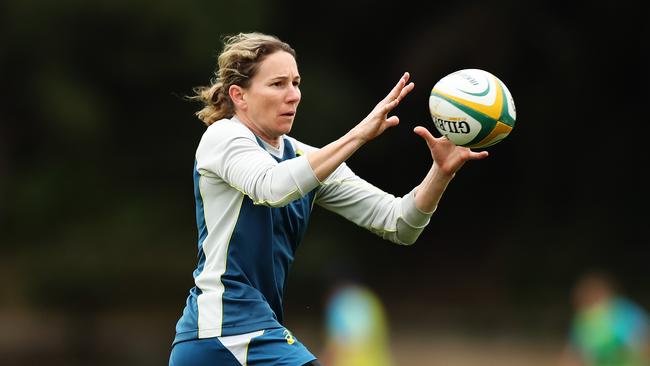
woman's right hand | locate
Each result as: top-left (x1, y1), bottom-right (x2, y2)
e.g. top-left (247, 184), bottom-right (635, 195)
top-left (351, 72), bottom-right (415, 143)
top-left (307, 73), bottom-right (414, 181)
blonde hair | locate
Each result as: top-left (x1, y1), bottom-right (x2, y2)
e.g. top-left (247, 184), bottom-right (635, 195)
top-left (190, 32), bottom-right (297, 126)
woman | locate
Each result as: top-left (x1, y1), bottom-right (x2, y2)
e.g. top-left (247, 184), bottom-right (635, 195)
top-left (169, 32), bottom-right (488, 366)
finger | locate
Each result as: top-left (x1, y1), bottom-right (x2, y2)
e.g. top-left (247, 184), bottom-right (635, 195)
top-left (413, 126), bottom-right (436, 149)
top-left (385, 115), bottom-right (400, 127)
top-left (385, 79), bottom-right (405, 103)
top-left (384, 72), bottom-right (410, 103)
top-left (468, 150), bottom-right (490, 160)
top-left (380, 81), bottom-right (414, 114)
top-left (398, 82), bottom-right (415, 101)
top-left (380, 97), bottom-right (401, 115)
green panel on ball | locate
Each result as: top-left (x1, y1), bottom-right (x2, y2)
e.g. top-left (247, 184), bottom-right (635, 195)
top-left (430, 91), bottom-right (496, 146)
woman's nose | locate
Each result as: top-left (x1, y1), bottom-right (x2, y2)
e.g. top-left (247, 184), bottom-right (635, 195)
top-left (286, 86), bottom-right (301, 103)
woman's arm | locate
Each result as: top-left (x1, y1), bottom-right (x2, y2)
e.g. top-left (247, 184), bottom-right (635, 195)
top-left (196, 120), bottom-right (320, 207)
top-left (412, 126), bottom-right (489, 213)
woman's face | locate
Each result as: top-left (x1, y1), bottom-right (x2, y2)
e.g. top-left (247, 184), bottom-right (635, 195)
top-left (237, 50), bottom-right (301, 143)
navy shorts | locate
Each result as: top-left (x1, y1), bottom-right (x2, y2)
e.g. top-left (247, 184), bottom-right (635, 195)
top-left (169, 327), bottom-right (318, 366)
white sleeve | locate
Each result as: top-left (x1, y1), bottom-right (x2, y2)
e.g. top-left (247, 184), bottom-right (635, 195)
top-left (314, 162), bottom-right (435, 246)
top-left (195, 121), bottom-right (320, 207)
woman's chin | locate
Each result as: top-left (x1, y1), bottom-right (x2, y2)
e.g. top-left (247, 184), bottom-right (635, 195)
top-left (275, 120), bottom-right (294, 135)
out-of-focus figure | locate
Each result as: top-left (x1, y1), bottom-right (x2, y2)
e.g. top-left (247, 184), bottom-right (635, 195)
top-left (560, 271), bottom-right (650, 366)
top-left (321, 282), bottom-right (392, 366)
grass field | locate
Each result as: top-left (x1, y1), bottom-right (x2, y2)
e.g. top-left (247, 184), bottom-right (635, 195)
top-left (389, 332), bottom-right (562, 366)
top-left (1, 306), bottom-right (567, 366)
top-left (291, 317), bottom-right (566, 366)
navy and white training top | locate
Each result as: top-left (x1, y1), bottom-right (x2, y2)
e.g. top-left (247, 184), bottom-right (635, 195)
top-left (173, 117), bottom-right (434, 344)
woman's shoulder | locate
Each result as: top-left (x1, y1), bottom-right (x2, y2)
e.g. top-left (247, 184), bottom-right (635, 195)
top-left (201, 118), bottom-right (256, 143)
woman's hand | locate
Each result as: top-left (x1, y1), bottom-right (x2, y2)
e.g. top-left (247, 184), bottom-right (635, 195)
top-left (351, 72), bottom-right (415, 143)
top-left (414, 126), bottom-right (489, 178)
top-left (412, 126), bottom-right (489, 212)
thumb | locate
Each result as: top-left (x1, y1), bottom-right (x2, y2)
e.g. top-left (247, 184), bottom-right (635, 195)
top-left (413, 126), bottom-right (436, 149)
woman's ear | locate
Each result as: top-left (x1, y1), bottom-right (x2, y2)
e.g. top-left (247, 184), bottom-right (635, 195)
top-left (229, 85), bottom-right (246, 110)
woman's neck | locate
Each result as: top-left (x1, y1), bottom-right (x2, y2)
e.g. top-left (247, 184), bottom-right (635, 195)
top-left (234, 114), bottom-right (281, 148)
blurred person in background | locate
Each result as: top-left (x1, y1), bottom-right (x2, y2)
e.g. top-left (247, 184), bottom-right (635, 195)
top-left (559, 271), bottom-right (650, 366)
top-left (168, 32), bottom-right (489, 366)
top-left (320, 280), bottom-right (392, 366)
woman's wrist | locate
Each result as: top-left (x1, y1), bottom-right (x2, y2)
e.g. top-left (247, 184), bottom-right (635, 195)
top-left (430, 163), bottom-right (456, 184)
top-left (345, 125), bottom-right (370, 146)
top-left (414, 165), bottom-right (454, 212)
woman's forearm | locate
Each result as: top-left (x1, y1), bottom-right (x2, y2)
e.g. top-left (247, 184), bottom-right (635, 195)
top-left (414, 164), bottom-right (455, 213)
top-left (307, 129), bottom-right (366, 181)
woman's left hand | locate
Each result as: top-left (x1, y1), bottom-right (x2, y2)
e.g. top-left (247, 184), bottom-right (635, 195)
top-left (413, 126), bottom-right (489, 178)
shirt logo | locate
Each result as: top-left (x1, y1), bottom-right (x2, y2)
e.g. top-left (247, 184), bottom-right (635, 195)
top-left (283, 329), bottom-right (295, 345)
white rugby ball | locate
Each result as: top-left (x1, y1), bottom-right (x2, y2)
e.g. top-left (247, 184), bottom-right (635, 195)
top-left (429, 69), bottom-right (516, 148)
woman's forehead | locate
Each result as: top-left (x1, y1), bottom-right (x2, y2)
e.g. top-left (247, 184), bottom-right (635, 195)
top-left (256, 51), bottom-right (299, 79)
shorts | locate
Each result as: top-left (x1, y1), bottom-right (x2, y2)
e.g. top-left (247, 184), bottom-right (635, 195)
top-left (169, 327), bottom-right (318, 366)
